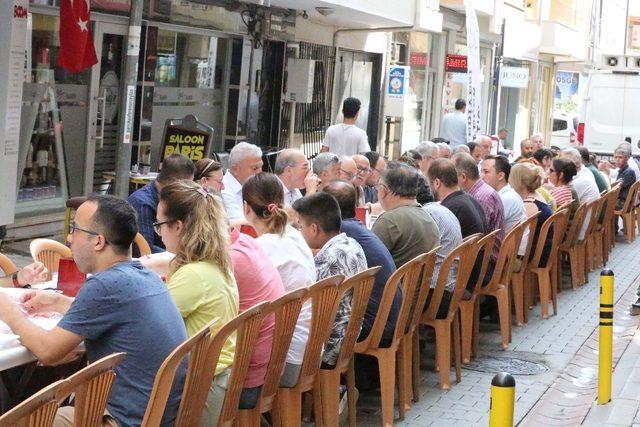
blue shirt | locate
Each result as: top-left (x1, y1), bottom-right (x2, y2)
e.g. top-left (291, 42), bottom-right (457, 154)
top-left (341, 218), bottom-right (400, 343)
top-left (127, 181), bottom-right (165, 253)
top-left (58, 261), bottom-right (187, 426)
top-left (440, 110), bottom-right (467, 148)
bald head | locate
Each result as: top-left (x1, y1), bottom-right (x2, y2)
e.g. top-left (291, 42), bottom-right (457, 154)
top-left (352, 154), bottom-right (370, 186)
top-left (322, 180), bottom-right (357, 220)
top-left (339, 155), bottom-right (357, 182)
top-left (475, 135), bottom-right (492, 159)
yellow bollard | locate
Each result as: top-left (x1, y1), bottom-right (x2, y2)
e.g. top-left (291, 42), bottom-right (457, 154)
top-left (489, 372), bottom-right (515, 427)
top-left (598, 269), bottom-right (614, 405)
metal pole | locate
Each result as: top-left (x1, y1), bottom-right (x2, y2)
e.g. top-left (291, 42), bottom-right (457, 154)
top-left (114, 0), bottom-right (143, 198)
top-left (598, 269), bottom-right (614, 404)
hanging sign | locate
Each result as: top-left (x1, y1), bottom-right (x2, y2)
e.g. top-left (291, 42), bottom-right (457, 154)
top-left (464, 0), bottom-right (481, 142)
top-left (384, 65), bottom-right (410, 117)
top-left (445, 54), bottom-right (468, 73)
top-left (161, 125), bottom-right (211, 161)
top-left (499, 66), bottom-right (530, 88)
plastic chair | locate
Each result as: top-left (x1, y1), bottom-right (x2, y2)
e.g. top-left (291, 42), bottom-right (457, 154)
top-left (527, 209), bottom-right (569, 319)
top-left (458, 230), bottom-right (500, 363)
top-left (30, 239), bottom-right (72, 281)
top-left (348, 254), bottom-right (430, 426)
top-left (0, 252), bottom-right (18, 276)
top-left (272, 276), bottom-right (344, 427)
top-left (236, 289), bottom-right (307, 426)
top-left (133, 233), bottom-right (152, 256)
top-left (510, 212), bottom-right (540, 325)
top-left (558, 202), bottom-right (590, 289)
top-left (316, 267), bottom-right (379, 427)
top-left (63, 197), bottom-right (87, 242)
top-left (584, 196), bottom-right (606, 274)
top-left (614, 180), bottom-right (640, 242)
top-left (0, 378), bottom-right (70, 426)
top-left (420, 236), bottom-right (481, 390)
top-left (56, 353), bottom-right (126, 426)
top-left (475, 223), bottom-right (524, 355)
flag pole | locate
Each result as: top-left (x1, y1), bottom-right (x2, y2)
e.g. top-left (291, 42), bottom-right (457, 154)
top-left (114, 0), bottom-right (143, 198)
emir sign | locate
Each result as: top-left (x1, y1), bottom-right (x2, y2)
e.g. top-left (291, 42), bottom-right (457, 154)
top-left (499, 66), bottom-right (530, 89)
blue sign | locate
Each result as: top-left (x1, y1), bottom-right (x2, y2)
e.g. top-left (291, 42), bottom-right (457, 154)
top-left (388, 67), bottom-right (406, 95)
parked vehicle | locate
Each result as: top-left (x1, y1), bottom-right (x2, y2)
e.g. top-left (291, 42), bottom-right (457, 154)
top-left (550, 111), bottom-right (578, 150)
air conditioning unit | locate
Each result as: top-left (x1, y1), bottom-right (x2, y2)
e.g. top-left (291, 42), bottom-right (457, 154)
top-left (596, 55), bottom-right (626, 69)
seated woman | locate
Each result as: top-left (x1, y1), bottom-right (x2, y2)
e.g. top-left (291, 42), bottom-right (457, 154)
top-left (509, 163), bottom-right (553, 266)
top-left (194, 158), bottom-right (224, 193)
top-left (242, 172), bottom-right (317, 387)
top-left (157, 180), bottom-right (238, 426)
top-left (549, 157), bottom-right (579, 220)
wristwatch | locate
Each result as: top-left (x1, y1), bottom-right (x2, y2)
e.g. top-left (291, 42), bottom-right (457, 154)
top-left (12, 271), bottom-right (20, 288)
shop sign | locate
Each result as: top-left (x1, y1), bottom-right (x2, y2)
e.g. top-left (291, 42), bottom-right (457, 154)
top-left (161, 125), bottom-right (211, 161)
top-left (410, 52), bottom-right (428, 70)
top-left (384, 66), bottom-right (410, 117)
top-left (445, 54), bottom-right (467, 73)
top-left (499, 66), bottom-right (530, 88)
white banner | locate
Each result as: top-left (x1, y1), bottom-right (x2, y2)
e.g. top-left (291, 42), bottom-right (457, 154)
top-left (464, 0), bottom-right (481, 142)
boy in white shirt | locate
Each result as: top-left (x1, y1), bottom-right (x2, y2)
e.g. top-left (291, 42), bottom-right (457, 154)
top-left (321, 97), bottom-right (371, 157)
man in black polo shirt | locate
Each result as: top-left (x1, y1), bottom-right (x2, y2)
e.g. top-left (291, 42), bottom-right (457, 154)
top-left (426, 158), bottom-right (486, 237)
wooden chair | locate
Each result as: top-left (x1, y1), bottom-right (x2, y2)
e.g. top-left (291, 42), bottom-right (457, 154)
top-left (459, 230), bottom-right (500, 364)
top-left (614, 180), bottom-right (640, 242)
top-left (527, 209), bottom-right (569, 319)
top-left (584, 196), bottom-right (606, 274)
top-left (317, 267), bottom-right (380, 427)
top-left (420, 236), bottom-right (481, 390)
top-left (0, 252), bottom-right (18, 276)
top-left (347, 254), bottom-right (430, 427)
top-left (63, 197), bottom-right (87, 242)
top-left (272, 276), bottom-right (344, 427)
top-left (510, 212), bottom-right (540, 325)
top-left (133, 233), bottom-right (152, 256)
top-left (474, 224), bottom-right (524, 356)
top-left (56, 353), bottom-right (125, 426)
top-left (235, 288), bottom-right (307, 426)
top-left (558, 202), bottom-right (590, 289)
top-left (601, 185), bottom-right (621, 265)
top-left (29, 239), bottom-right (72, 281)
top-left (0, 378), bottom-right (70, 426)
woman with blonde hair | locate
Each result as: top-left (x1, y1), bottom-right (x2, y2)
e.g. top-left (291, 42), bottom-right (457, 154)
top-left (156, 180), bottom-right (238, 426)
top-left (242, 172), bottom-right (317, 387)
top-left (509, 163), bottom-right (553, 266)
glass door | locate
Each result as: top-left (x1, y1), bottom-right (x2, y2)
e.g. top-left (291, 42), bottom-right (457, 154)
top-left (84, 22), bottom-right (128, 195)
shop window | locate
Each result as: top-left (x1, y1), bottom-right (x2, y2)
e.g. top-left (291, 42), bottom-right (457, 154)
top-left (549, 0), bottom-right (577, 27)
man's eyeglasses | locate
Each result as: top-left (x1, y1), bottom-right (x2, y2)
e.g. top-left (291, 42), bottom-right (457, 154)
top-left (69, 222), bottom-right (100, 237)
top-left (340, 169), bottom-right (356, 180)
top-left (356, 166), bottom-right (370, 175)
top-left (153, 219), bottom-right (175, 234)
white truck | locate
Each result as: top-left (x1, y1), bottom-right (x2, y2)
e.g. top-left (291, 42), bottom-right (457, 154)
top-left (577, 61), bottom-right (640, 155)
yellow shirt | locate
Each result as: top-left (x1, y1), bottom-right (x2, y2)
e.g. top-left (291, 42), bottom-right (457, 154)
top-left (167, 261), bottom-right (239, 374)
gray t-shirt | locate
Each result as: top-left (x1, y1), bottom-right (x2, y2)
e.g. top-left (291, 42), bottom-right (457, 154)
top-left (58, 260), bottom-right (187, 426)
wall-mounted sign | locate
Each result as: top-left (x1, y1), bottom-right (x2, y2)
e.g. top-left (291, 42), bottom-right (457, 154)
top-left (410, 52), bottom-right (429, 69)
top-left (499, 66), bottom-right (530, 88)
top-left (445, 54), bottom-right (467, 73)
top-left (161, 125), bottom-right (211, 161)
top-left (384, 65), bottom-right (410, 117)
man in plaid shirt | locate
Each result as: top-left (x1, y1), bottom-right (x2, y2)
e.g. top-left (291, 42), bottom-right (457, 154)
top-left (292, 192), bottom-right (367, 367)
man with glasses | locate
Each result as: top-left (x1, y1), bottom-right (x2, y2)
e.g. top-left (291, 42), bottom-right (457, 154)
top-left (128, 153), bottom-right (195, 253)
top-left (339, 155), bottom-right (358, 183)
top-left (352, 154), bottom-right (370, 206)
top-left (0, 195), bottom-right (187, 426)
top-left (274, 149), bottom-right (320, 206)
top-left (312, 152), bottom-right (341, 191)
top-left (363, 151), bottom-right (386, 204)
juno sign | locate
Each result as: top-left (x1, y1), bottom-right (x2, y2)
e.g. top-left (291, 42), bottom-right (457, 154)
top-left (499, 66), bottom-right (530, 89)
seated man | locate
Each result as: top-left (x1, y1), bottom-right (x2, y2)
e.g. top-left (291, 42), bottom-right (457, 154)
top-left (292, 192), bottom-right (367, 367)
top-left (274, 149), bottom-right (320, 206)
top-left (312, 152), bottom-right (341, 191)
top-left (614, 146), bottom-right (636, 210)
top-left (322, 180), bottom-right (399, 343)
top-left (352, 154), bottom-right (371, 206)
top-left (339, 155), bottom-right (358, 183)
top-left (221, 142), bottom-right (263, 222)
top-left (481, 155), bottom-right (526, 233)
top-left (0, 195), bottom-right (187, 426)
top-left (363, 151), bottom-right (386, 204)
top-left (128, 153), bottom-right (195, 253)
top-left (372, 162), bottom-right (440, 268)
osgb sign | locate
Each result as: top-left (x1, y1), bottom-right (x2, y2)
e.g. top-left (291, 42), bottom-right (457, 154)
top-left (499, 66), bottom-right (530, 89)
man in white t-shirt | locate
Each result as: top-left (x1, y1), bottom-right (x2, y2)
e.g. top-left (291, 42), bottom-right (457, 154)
top-left (321, 97), bottom-right (371, 157)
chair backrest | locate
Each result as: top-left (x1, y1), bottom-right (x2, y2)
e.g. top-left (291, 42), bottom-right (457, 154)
top-left (57, 353), bottom-right (126, 427)
top-left (252, 288), bottom-right (307, 414)
top-left (29, 239), bottom-right (72, 281)
top-left (530, 209), bottom-right (569, 269)
top-left (602, 185), bottom-right (621, 226)
top-left (295, 275), bottom-right (344, 392)
top-left (0, 378), bottom-right (70, 427)
top-left (141, 318), bottom-right (218, 427)
top-left (484, 222), bottom-right (524, 293)
top-left (332, 267), bottom-right (380, 372)
top-left (561, 201), bottom-right (589, 249)
top-left (0, 252), bottom-right (18, 276)
top-left (133, 233), bottom-right (152, 257)
top-left (423, 235), bottom-right (481, 322)
top-left (517, 212), bottom-right (541, 274)
top-left (584, 196), bottom-right (606, 236)
top-left (405, 247), bottom-right (439, 335)
top-left (466, 229), bottom-right (501, 299)
top-left (620, 180), bottom-right (640, 213)
top-left (217, 303), bottom-right (269, 427)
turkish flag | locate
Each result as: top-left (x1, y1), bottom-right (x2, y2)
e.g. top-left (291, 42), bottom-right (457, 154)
top-left (58, 0), bottom-right (98, 73)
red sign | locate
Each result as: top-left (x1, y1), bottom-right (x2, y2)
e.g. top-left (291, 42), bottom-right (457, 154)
top-left (445, 54), bottom-right (467, 73)
top-left (410, 52), bottom-right (428, 69)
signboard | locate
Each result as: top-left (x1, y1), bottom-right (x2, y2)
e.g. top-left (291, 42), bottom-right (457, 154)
top-left (445, 54), bottom-right (467, 73)
top-left (554, 71), bottom-right (581, 114)
top-left (161, 125), bottom-right (211, 162)
top-left (499, 66), bottom-right (530, 88)
top-left (464, 0), bottom-right (481, 142)
top-left (410, 52), bottom-right (428, 70)
top-left (0, 0), bottom-right (28, 225)
top-left (384, 66), bottom-right (410, 117)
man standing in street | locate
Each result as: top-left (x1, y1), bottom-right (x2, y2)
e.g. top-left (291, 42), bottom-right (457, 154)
top-left (441, 99), bottom-right (468, 148)
top-left (321, 97), bottom-right (371, 156)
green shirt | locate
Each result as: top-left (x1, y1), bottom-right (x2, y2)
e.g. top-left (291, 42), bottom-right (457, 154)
top-left (372, 203), bottom-right (440, 268)
top-left (167, 261), bottom-right (239, 374)
top-left (587, 163), bottom-right (609, 193)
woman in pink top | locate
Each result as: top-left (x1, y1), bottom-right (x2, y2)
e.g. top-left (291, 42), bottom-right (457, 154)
top-left (229, 227), bottom-right (285, 409)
